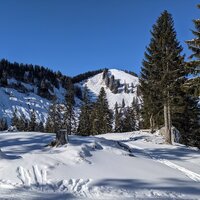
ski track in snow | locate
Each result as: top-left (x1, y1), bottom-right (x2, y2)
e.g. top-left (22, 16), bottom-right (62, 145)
top-left (125, 140), bottom-right (200, 183)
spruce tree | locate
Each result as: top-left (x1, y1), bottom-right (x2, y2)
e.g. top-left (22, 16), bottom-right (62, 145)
top-left (91, 87), bottom-right (112, 134)
top-left (185, 4), bottom-right (200, 77)
top-left (132, 97), bottom-right (140, 130)
top-left (114, 102), bottom-right (123, 132)
top-left (29, 110), bottom-right (37, 131)
top-left (0, 118), bottom-right (8, 131)
top-left (77, 87), bottom-right (92, 136)
top-left (184, 4), bottom-right (200, 97)
top-left (12, 109), bottom-right (20, 130)
top-left (122, 99), bottom-right (125, 108)
top-left (45, 101), bottom-right (61, 133)
top-left (140, 10), bottom-right (185, 143)
top-left (64, 81), bottom-right (76, 134)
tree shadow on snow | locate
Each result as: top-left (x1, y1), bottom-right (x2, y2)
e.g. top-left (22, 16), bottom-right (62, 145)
top-left (93, 178), bottom-right (200, 197)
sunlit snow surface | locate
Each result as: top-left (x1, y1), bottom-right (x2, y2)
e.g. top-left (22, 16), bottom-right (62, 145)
top-left (0, 131), bottom-right (199, 199)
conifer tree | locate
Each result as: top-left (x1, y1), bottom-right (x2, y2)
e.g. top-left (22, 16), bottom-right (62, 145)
top-left (11, 109), bottom-right (20, 130)
top-left (29, 110), bottom-right (37, 131)
top-left (114, 102), bottom-right (123, 132)
top-left (91, 87), bottom-right (112, 134)
top-left (132, 97), bottom-right (140, 130)
top-left (0, 118), bottom-right (8, 131)
top-left (182, 4), bottom-right (200, 147)
top-left (64, 80), bottom-right (76, 134)
top-left (77, 87), bottom-right (92, 136)
top-left (122, 99), bottom-right (125, 108)
top-left (45, 101), bottom-right (61, 133)
top-left (184, 4), bottom-right (200, 97)
top-left (140, 10), bottom-right (185, 143)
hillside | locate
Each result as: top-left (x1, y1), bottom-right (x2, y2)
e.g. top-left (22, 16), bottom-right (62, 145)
top-left (0, 65), bottom-right (140, 126)
top-left (0, 131), bottom-right (199, 199)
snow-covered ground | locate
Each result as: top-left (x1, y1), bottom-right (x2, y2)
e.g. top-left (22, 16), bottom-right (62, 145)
top-left (0, 131), bottom-right (199, 199)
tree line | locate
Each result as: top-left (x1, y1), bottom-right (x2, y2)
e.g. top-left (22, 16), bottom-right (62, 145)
top-left (140, 8), bottom-right (200, 147)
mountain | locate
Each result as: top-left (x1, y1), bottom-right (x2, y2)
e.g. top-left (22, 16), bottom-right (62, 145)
top-left (0, 61), bottom-right (140, 126)
top-left (76, 69), bottom-right (140, 109)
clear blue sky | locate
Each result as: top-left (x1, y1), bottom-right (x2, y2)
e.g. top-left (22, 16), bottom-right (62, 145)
top-left (0, 0), bottom-right (199, 76)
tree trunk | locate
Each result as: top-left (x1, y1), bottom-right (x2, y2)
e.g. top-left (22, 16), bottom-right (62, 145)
top-left (150, 114), bottom-right (154, 133)
top-left (164, 102), bottom-right (172, 144)
top-left (49, 130), bottom-right (67, 147)
top-left (56, 131), bottom-right (67, 145)
top-left (167, 102), bottom-right (172, 144)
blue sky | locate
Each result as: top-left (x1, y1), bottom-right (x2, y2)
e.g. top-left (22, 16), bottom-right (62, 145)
top-left (0, 0), bottom-right (199, 76)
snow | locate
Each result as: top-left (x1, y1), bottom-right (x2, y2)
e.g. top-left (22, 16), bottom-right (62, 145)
top-left (0, 131), bottom-right (199, 199)
top-left (0, 70), bottom-right (141, 126)
top-left (79, 69), bottom-right (140, 108)
top-left (0, 80), bottom-right (68, 124)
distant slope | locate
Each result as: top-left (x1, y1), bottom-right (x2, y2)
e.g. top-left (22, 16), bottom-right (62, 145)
top-left (0, 79), bottom-right (67, 124)
top-left (77, 69), bottom-right (140, 108)
top-left (0, 63), bottom-right (139, 125)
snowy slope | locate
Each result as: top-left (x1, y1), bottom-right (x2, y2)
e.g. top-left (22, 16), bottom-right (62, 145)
top-left (78, 69), bottom-right (140, 108)
top-left (0, 79), bottom-right (67, 124)
top-left (0, 69), bottom-right (139, 125)
top-left (0, 131), bottom-right (199, 199)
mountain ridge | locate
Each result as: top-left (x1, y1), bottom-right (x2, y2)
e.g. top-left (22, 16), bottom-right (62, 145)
top-left (0, 61), bottom-right (139, 126)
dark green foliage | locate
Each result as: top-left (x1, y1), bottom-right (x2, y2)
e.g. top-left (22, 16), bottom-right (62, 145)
top-left (72, 69), bottom-right (105, 83)
top-left (132, 97), bottom-right (140, 130)
top-left (122, 70), bottom-right (138, 77)
top-left (114, 102), bottom-right (123, 132)
top-left (91, 87), bottom-right (113, 134)
top-left (185, 4), bottom-right (200, 97)
top-left (140, 10), bottom-right (185, 138)
top-left (0, 59), bottom-right (71, 91)
top-left (37, 122), bottom-right (45, 132)
top-left (0, 118), bottom-right (8, 131)
top-left (77, 87), bottom-right (92, 136)
top-left (11, 109), bottom-right (20, 129)
top-left (124, 83), bottom-right (129, 93)
top-left (103, 70), bottom-right (121, 93)
top-left (172, 87), bottom-right (200, 147)
top-left (140, 10), bottom-right (200, 147)
top-left (102, 69), bottom-right (109, 79)
top-left (122, 107), bottom-right (136, 132)
top-left (64, 80), bottom-right (76, 134)
top-left (28, 110), bottom-right (37, 131)
top-left (122, 99), bottom-right (125, 108)
top-left (74, 86), bottom-right (83, 100)
top-left (45, 102), bottom-right (61, 133)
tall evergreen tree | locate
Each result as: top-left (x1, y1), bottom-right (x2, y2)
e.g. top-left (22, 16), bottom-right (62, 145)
top-left (77, 87), bottom-right (92, 136)
top-left (91, 87), bottom-right (112, 134)
top-left (132, 97), bottom-right (140, 130)
top-left (140, 10), bottom-right (185, 143)
top-left (64, 80), bottom-right (76, 134)
top-left (114, 102), bottom-right (123, 132)
top-left (29, 110), bottom-right (37, 131)
top-left (11, 109), bottom-right (20, 129)
top-left (45, 101), bottom-right (61, 133)
top-left (184, 4), bottom-right (200, 97)
top-left (0, 118), bottom-right (8, 131)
